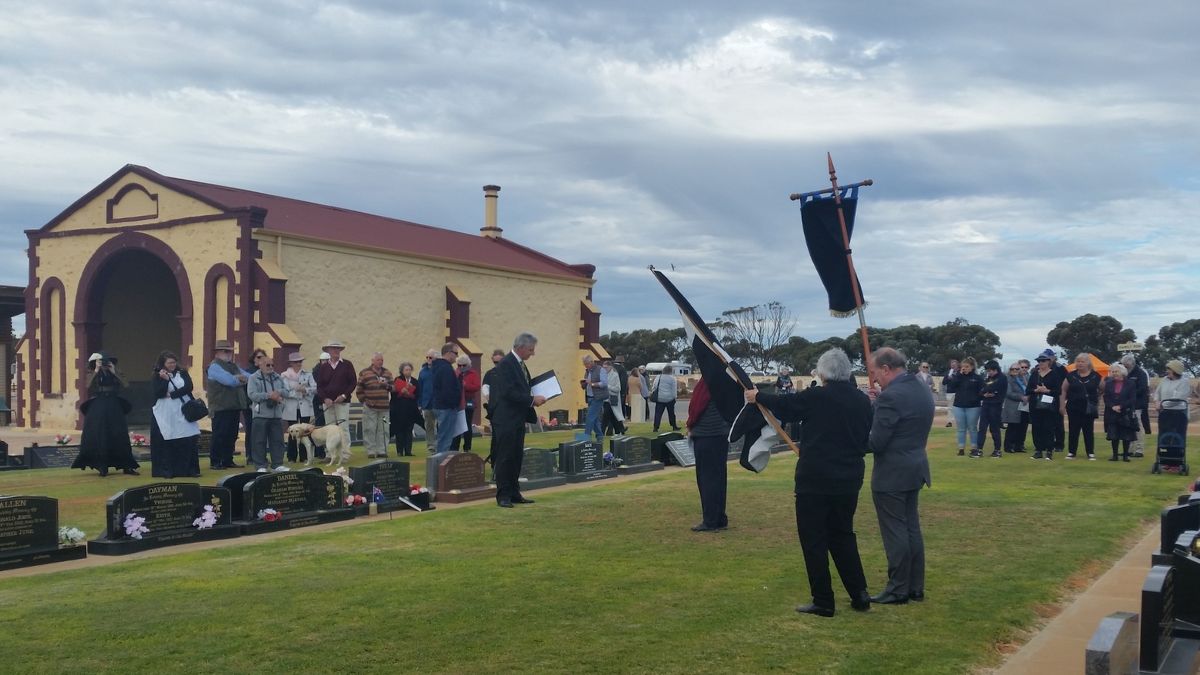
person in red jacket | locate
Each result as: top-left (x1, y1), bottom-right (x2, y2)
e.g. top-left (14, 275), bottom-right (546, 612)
top-left (451, 354), bottom-right (481, 452)
top-left (390, 362), bottom-right (420, 456)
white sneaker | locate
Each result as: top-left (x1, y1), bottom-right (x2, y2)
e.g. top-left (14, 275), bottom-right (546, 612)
top-left (273, 465), bottom-right (291, 472)
top-left (256, 467), bottom-right (269, 473)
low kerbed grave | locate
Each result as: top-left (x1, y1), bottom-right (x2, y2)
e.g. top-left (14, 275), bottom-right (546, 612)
top-left (426, 452), bottom-right (495, 504)
top-left (649, 431), bottom-right (684, 466)
top-left (0, 496), bottom-right (87, 570)
top-left (237, 471), bottom-right (355, 534)
top-left (88, 483), bottom-right (239, 555)
top-left (609, 436), bottom-right (663, 475)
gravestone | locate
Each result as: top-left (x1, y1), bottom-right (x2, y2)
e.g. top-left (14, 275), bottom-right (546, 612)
top-left (558, 440), bottom-right (617, 483)
top-left (650, 431), bottom-right (684, 466)
top-left (1157, 501), bottom-right (1200, 565)
top-left (519, 447), bottom-right (567, 491)
top-left (435, 452), bottom-right (495, 503)
top-left (549, 409), bottom-right (570, 427)
top-left (610, 436), bottom-right (662, 476)
top-left (1172, 529), bottom-right (1200, 629)
top-left (89, 483), bottom-right (239, 555)
top-left (1141, 565), bottom-right (1177, 672)
top-left (26, 444), bottom-right (81, 469)
top-left (239, 471), bottom-right (355, 534)
top-left (0, 496), bottom-right (87, 570)
top-left (577, 408), bottom-right (588, 426)
top-left (350, 460), bottom-right (417, 514)
top-left (664, 438), bottom-right (696, 467)
top-left (216, 472), bottom-right (265, 524)
top-left (1085, 611), bottom-right (1138, 675)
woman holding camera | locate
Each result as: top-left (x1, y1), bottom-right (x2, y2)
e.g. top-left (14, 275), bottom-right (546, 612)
top-left (72, 353), bottom-right (140, 477)
top-left (150, 350), bottom-right (201, 478)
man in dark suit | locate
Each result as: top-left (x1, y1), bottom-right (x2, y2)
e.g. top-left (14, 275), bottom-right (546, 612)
top-left (489, 332), bottom-right (547, 508)
top-left (867, 347), bottom-right (934, 605)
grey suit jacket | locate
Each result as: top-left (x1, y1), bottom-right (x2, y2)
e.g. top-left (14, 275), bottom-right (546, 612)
top-left (868, 372), bottom-right (934, 492)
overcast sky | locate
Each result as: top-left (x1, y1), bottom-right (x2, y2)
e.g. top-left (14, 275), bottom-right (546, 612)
top-left (2, 1), bottom-right (1197, 363)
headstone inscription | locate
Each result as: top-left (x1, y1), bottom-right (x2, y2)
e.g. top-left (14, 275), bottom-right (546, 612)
top-left (519, 447), bottom-right (567, 491)
top-left (350, 460), bottom-right (415, 514)
top-left (650, 431), bottom-right (684, 466)
top-left (664, 438), bottom-right (696, 467)
top-left (435, 452), bottom-right (496, 503)
top-left (1140, 565), bottom-right (1176, 672)
top-left (558, 440), bottom-right (617, 483)
top-left (239, 471), bottom-right (355, 535)
top-left (89, 483), bottom-right (238, 555)
top-left (26, 445), bottom-right (81, 469)
top-left (609, 436), bottom-right (662, 476)
top-left (0, 496), bottom-right (87, 570)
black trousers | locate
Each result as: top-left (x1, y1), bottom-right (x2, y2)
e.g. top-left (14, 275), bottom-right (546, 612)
top-left (492, 423), bottom-right (526, 502)
top-left (692, 436), bottom-right (728, 528)
top-left (451, 407), bottom-right (474, 452)
top-left (285, 415), bottom-right (310, 461)
top-left (242, 408), bottom-right (254, 455)
top-left (602, 402), bottom-right (626, 436)
top-left (1004, 412), bottom-right (1029, 451)
top-left (1139, 406), bottom-right (1152, 434)
top-left (1029, 408), bottom-right (1062, 454)
top-left (977, 404), bottom-right (1003, 452)
top-left (1067, 411), bottom-right (1096, 456)
top-left (394, 422), bottom-right (414, 456)
top-left (795, 491), bottom-right (869, 609)
top-left (652, 401), bottom-right (677, 430)
top-left (210, 409), bottom-right (240, 467)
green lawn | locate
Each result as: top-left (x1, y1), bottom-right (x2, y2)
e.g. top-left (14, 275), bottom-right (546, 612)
top-left (0, 423), bottom-right (1194, 674)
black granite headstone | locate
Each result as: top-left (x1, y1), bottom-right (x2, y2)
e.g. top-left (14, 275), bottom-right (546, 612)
top-left (665, 439), bottom-right (696, 467)
top-left (215, 472), bottom-right (264, 525)
top-left (240, 471), bottom-right (355, 534)
top-left (1141, 565), bottom-right (1176, 672)
top-left (89, 483), bottom-right (239, 555)
top-left (519, 447), bottom-right (567, 490)
top-left (558, 440), bottom-right (617, 483)
top-left (349, 460), bottom-right (413, 513)
top-left (549, 409), bottom-right (570, 426)
top-left (26, 445), bottom-right (81, 469)
top-left (0, 496), bottom-right (87, 570)
top-left (610, 436), bottom-right (663, 476)
top-left (650, 431), bottom-right (684, 465)
top-left (1157, 502), bottom-right (1200, 565)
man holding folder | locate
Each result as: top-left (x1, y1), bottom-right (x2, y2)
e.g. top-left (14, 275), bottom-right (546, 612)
top-left (490, 332), bottom-right (548, 508)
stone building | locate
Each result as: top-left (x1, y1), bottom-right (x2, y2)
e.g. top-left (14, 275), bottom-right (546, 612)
top-left (14, 164), bottom-right (607, 429)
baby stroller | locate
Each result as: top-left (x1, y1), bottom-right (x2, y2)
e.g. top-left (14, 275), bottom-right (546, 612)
top-left (1152, 398), bottom-right (1189, 475)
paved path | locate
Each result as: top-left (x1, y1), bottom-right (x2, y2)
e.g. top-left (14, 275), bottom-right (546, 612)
top-left (993, 523), bottom-right (1161, 674)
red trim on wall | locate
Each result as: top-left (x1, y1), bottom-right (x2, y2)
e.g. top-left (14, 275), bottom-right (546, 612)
top-left (579, 301), bottom-right (601, 350)
top-left (38, 277), bottom-right (67, 395)
top-left (203, 263), bottom-right (237, 374)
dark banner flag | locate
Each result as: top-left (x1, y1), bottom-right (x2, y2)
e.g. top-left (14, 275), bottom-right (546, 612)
top-left (801, 196), bottom-right (864, 317)
top-left (651, 269), bottom-right (776, 472)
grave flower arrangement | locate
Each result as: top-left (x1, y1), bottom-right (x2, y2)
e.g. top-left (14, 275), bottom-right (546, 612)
top-left (58, 526), bottom-right (86, 547)
top-left (129, 433), bottom-right (147, 447)
top-left (331, 466), bottom-right (353, 488)
top-left (123, 513), bottom-right (149, 540)
top-left (603, 451), bottom-right (623, 469)
top-left (55, 434), bottom-right (72, 446)
top-left (257, 508), bottom-right (281, 522)
top-left (345, 494), bottom-right (366, 506)
top-left (409, 483), bottom-right (430, 496)
top-left (371, 486), bottom-right (386, 503)
top-left (192, 505), bottom-right (218, 530)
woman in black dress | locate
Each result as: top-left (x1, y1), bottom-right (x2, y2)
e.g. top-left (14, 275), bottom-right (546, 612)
top-left (1061, 353), bottom-right (1102, 460)
top-left (150, 350), bottom-right (202, 478)
top-left (1026, 350), bottom-right (1066, 460)
top-left (1102, 363), bottom-right (1138, 462)
top-left (390, 361), bottom-right (420, 457)
top-left (72, 353), bottom-right (139, 477)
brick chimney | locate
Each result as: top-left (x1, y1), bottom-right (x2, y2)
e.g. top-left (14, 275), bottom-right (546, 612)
top-left (481, 185), bottom-right (502, 238)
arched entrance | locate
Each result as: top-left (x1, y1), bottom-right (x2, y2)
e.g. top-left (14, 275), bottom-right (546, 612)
top-left (74, 233), bottom-right (193, 427)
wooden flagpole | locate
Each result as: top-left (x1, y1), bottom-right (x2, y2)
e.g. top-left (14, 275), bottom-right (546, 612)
top-left (825, 152), bottom-right (875, 385)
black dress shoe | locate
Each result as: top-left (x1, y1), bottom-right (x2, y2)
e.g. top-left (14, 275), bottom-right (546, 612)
top-left (691, 523), bottom-right (724, 532)
top-left (851, 592), bottom-right (872, 611)
top-left (795, 603), bottom-right (835, 617)
top-left (97, 468), bottom-right (109, 477)
top-left (908, 592), bottom-right (925, 602)
top-left (870, 592), bottom-right (909, 605)
top-left (123, 468), bottom-right (140, 476)
top-left (497, 500), bottom-right (514, 508)
top-left (511, 496), bottom-right (536, 504)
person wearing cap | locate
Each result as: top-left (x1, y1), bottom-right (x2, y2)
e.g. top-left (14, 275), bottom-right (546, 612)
top-left (1026, 349), bottom-right (1066, 460)
top-left (1060, 352), bottom-right (1101, 460)
top-left (977, 360), bottom-right (1007, 458)
top-left (312, 352), bottom-right (331, 430)
top-left (1120, 353), bottom-right (1152, 457)
top-left (281, 352), bottom-right (317, 462)
top-left (1155, 359), bottom-right (1191, 449)
top-left (205, 339), bottom-right (250, 469)
top-left (417, 348), bottom-right (440, 445)
top-left (247, 355), bottom-right (289, 472)
top-left (356, 352), bottom-right (394, 458)
top-left (72, 352), bottom-right (140, 477)
top-left (314, 340), bottom-right (356, 449)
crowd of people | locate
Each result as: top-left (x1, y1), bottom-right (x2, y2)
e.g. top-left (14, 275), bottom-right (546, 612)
top-left (936, 351), bottom-right (1190, 462)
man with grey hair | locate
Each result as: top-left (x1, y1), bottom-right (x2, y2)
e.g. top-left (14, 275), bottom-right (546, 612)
top-left (490, 332), bottom-right (548, 507)
top-left (866, 347), bottom-right (934, 605)
top-left (746, 348), bottom-right (873, 617)
top-left (356, 352), bottom-right (393, 458)
top-left (582, 354), bottom-right (607, 442)
top-left (1120, 353), bottom-right (1151, 456)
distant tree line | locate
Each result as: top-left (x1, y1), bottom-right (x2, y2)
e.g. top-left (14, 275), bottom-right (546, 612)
top-left (600, 305), bottom-right (1200, 376)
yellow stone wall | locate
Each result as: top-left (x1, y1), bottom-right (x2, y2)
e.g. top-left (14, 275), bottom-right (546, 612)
top-left (51, 176), bottom-right (221, 232)
top-left (267, 234), bottom-right (595, 415)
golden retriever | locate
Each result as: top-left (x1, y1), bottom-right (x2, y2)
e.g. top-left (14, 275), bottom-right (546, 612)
top-left (286, 422), bottom-right (351, 468)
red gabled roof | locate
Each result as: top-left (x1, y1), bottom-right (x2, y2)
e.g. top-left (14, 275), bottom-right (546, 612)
top-left (131, 165), bottom-right (593, 281)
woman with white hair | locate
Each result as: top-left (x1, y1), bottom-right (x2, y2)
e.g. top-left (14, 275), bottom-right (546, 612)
top-left (1155, 359), bottom-right (1192, 453)
top-left (1102, 363), bottom-right (1138, 461)
top-left (1001, 362), bottom-right (1029, 453)
top-left (1060, 353), bottom-right (1102, 460)
top-left (451, 354), bottom-right (480, 452)
top-left (745, 348), bottom-right (873, 617)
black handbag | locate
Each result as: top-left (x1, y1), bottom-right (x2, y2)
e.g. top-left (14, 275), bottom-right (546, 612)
top-left (182, 397), bottom-right (209, 422)
top-left (1085, 400), bottom-right (1098, 417)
